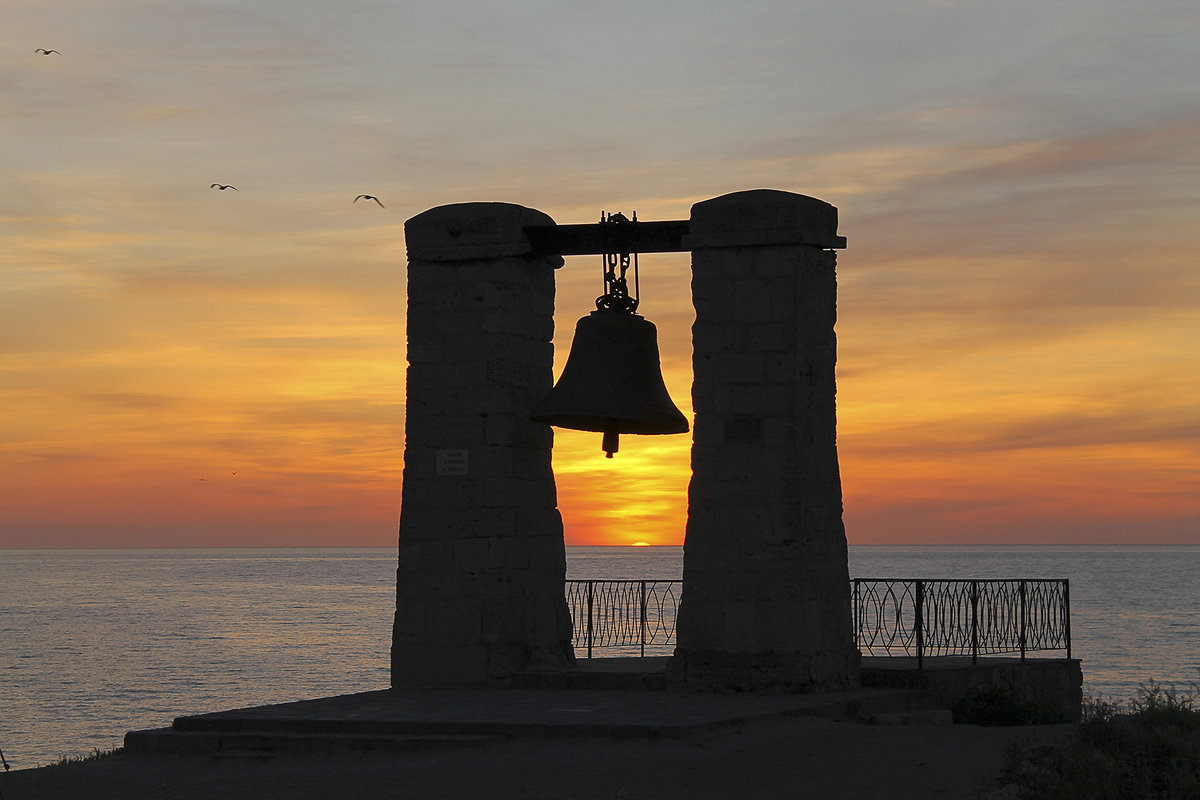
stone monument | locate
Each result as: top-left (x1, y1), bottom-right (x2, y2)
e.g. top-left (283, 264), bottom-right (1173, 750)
top-left (670, 190), bottom-right (860, 691)
top-left (392, 202), bottom-right (574, 685)
top-left (393, 190), bottom-right (858, 692)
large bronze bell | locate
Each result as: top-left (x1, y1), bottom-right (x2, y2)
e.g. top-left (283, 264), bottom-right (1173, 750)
top-left (532, 308), bottom-right (689, 458)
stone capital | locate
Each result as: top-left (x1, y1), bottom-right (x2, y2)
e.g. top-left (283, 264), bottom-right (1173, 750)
top-left (405, 202), bottom-right (563, 264)
top-left (684, 189), bottom-right (846, 250)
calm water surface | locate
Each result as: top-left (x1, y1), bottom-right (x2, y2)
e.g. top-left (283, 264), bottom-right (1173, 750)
top-left (1, 545), bottom-right (1196, 768)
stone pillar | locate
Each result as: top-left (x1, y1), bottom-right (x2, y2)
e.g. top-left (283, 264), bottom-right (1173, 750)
top-left (670, 189), bottom-right (860, 691)
top-left (392, 202), bottom-right (574, 686)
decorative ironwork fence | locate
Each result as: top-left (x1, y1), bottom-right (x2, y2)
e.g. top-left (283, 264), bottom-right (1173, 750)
top-left (852, 578), bottom-right (1071, 668)
top-left (566, 578), bottom-right (1071, 667)
top-left (565, 580), bottom-right (680, 658)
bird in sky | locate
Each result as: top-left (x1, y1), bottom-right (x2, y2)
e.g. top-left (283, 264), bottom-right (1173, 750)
top-left (210, 184), bottom-right (238, 191)
top-left (354, 195), bottom-right (385, 208)
top-left (35, 48), bottom-right (61, 55)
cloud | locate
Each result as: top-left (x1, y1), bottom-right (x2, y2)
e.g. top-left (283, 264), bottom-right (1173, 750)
top-left (843, 400), bottom-right (1200, 460)
top-left (80, 392), bottom-right (182, 410)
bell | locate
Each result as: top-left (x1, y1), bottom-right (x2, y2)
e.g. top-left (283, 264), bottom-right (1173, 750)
top-left (532, 308), bottom-right (689, 458)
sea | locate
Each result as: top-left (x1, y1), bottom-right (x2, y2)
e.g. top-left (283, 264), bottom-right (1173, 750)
top-left (1, 545), bottom-right (1197, 769)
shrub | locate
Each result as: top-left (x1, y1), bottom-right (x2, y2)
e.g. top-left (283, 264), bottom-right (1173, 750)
top-left (991, 681), bottom-right (1200, 799)
top-left (52, 746), bottom-right (124, 767)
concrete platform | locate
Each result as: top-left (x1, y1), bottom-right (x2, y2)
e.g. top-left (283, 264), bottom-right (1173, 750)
top-left (125, 655), bottom-right (1079, 756)
top-left (125, 680), bottom-right (928, 756)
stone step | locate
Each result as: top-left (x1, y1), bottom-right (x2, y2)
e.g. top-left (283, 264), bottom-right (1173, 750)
top-left (124, 727), bottom-right (498, 756)
top-left (509, 669), bottom-right (667, 692)
top-left (123, 684), bottom-right (955, 759)
top-left (509, 656), bottom-right (670, 691)
top-left (164, 713), bottom-right (726, 740)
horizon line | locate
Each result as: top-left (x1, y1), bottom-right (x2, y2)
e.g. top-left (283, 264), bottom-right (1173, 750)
top-left (2, 542), bottom-right (1197, 551)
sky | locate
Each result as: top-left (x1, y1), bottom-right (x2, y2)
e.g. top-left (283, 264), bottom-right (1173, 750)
top-left (3, 0), bottom-right (1199, 548)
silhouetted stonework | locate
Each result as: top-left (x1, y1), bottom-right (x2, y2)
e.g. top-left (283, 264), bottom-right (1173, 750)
top-left (670, 190), bottom-right (860, 691)
top-left (394, 191), bottom-right (857, 692)
top-left (392, 202), bottom-right (574, 685)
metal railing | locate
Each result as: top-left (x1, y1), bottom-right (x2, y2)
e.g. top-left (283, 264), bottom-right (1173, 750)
top-left (852, 578), bottom-right (1071, 668)
top-left (565, 580), bottom-right (680, 658)
top-left (566, 578), bottom-right (1072, 668)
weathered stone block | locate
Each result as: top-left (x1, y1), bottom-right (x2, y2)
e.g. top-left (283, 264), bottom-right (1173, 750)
top-left (764, 353), bottom-right (802, 383)
top-left (391, 569), bottom-right (443, 597)
top-left (527, 540), bottom-right (567, 573)
top-left (480, 417), bottom-right (518, 448)
top-left (690, 277), bottom-right (736, 316)
top-left (488, 536), bottom-right (532, 570)
top-left (446, 532), bottom-right (486, 565)
top-left (439, 601), bottom-right (484, 646)
top-left (401, 477), bottom-right (487, 509)
top-left (481, 309), bottom-right (546, 338)
top-left (482, 359), bottom-right (533, 388)
top-left (755, 600), bottom-right (805, 652)
top-left (398, 506), bottom-right (519, 541)
top-left (511, 446), bottom-right (554, 480)
top-left (674, 599), bottom-right (720, 650)
top-left (391, 599), bottom-right (425, 645)
top-left (417, 539), bottom-right (455, 571)
top-left (517, 506), bottom-right (565, 535)
top-left (405, 340), bottom-right (444, 364)
top-left (706, 352), bottom-right (766, 384)
top-left (411, 416), bottom-right (487, 447)
top-left (483, 477), bottom-right (555, 508)
top-left (721, 384), bottom-right (794, 415)
top-left (722, 601), bottom-right (758, 652)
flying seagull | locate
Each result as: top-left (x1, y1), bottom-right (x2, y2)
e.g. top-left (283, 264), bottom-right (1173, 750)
top-left (354, 194), bottom-right (385, 208)
top-left (35, 48), bottom-right (61, 55)
top-left (210, 184), bottom-right (238, 191)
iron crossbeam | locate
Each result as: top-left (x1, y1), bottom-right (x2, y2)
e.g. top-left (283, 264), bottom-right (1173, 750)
top-left (525, 221), bottom-right (691, 256)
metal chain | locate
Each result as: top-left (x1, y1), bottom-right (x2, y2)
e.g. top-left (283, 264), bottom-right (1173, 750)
top-left (595, 212), bottom-right (639, 313)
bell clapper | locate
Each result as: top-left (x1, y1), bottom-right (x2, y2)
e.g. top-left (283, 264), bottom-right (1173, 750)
top-left (602, 424), bottom-right (619, 458)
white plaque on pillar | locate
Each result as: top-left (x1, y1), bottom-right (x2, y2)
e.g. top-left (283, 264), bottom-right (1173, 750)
top-left (436, 449), bottom-right (469, 476)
